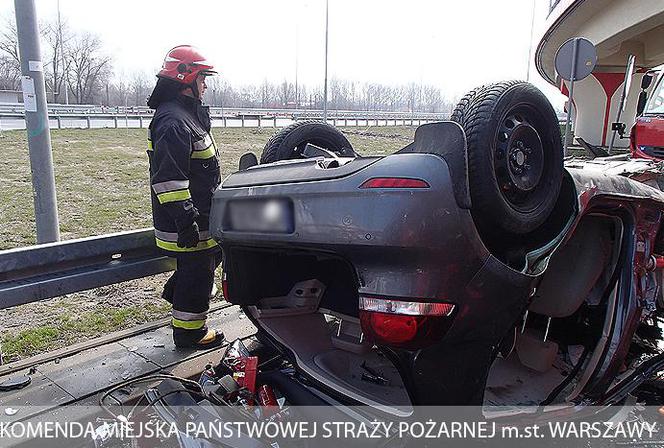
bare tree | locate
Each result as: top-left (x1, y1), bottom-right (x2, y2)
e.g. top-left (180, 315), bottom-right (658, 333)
top-left (42, 19), bottom-right (73, 102)
top-left (0, 14), bottom-right (20, 90)
top-left (205, 76), bottom-right (222, 107)
top-left (279, 80), bottom-right (294, 108)
top-left (107, 76), bottom-right (130, 108)
top-left (421, 85), bottom-right (443, 112)
top-left (297, 84), bottom-right (308, 108)
top-left (65, 32), bottom-right (112, 104)
top-left (0, 15), bottom-right (19, 64)
top-left (406, 83), bottom-right (422, 113)
top-left (259, 79), bottom-right (275, 108)
top-left (0, 54), bottom-right (20, 90)
top-left (130, 70), bottom-right (151, 106)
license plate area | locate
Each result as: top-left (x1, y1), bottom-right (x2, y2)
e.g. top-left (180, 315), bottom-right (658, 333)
top-left (224, 198), bottom-right (294, 234)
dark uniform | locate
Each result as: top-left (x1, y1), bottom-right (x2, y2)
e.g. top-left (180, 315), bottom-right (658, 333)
top-left (147, 94), bottom-right (221, 344)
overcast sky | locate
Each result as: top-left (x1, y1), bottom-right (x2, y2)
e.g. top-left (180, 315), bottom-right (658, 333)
top-left (0, 0), bottom-right (565, 107)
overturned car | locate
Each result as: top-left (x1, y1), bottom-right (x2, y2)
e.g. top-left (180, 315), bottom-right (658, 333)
top-left (204, 81), bottom-right (664, 415)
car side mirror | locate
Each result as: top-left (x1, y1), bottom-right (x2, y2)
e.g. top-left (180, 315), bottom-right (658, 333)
top-left (642, 73), bottom-right (654, 90)
top-left (239, 152), bottom-right (258, 170)
top-left (302, 143), bottom-right (339, 159)
top-left (637, 91), bottom-right (648, 116)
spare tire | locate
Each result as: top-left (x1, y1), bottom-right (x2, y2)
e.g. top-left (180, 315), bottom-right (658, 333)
top-left (260, 120), bottom-right (355, 164)
top-left (450, 84), bottom-right (488, 125)
top-left (452, 81), bottom-right (563, 235)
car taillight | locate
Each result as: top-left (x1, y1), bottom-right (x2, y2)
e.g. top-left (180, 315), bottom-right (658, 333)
top-left (359, 296), bottom-right (455, 349)
top-left (359, 178), bottom-right (430, 189)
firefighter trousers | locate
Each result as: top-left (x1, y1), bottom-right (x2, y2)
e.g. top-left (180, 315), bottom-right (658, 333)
top-left (162, 249), bottom-right (222, 343)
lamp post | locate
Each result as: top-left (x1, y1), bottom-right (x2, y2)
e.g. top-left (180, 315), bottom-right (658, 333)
top-left (323, 0), bottom-right (329, 122)
top-left (15, 0), bottom-right (60, 243)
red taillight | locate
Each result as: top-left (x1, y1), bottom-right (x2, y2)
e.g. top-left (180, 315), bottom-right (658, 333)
top-left (359, 178), bottom-right (430, 189)
top-left (656, 256), bottom-right (664, 269)
top-left (359, 296), bottom-right (455, 349)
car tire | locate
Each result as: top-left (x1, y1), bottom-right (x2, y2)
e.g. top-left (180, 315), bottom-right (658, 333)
top-left (453, 81), bottom-right (564, 235)
top-left (450, 84), bottom-right (488, 125)
top-left (260, 120), bottom-right (355, 163)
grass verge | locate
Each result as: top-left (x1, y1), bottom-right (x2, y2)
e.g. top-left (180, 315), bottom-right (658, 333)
top-left (1, 301), bottom-right (171, 363)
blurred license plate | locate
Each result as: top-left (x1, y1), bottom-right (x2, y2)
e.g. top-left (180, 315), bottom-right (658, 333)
top-left (226, 199), bottom-right (293, 233)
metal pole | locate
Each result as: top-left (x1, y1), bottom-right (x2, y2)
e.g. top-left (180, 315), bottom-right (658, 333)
top-left (323, 0), bottom-right (329, 122)
top-left (57, 0), bottom-right (68, 105)
top-left (562, 38), bottom-right (579, 156)
top-left (525, 0), bottom-right (536, 82)
top-left (15, 0), bottom-right (60, 243)
top-left (295, 18), bottom-right (299, 110)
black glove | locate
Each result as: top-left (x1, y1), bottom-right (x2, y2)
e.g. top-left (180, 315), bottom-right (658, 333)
top-left (177, 221), bottom-right (200, 248)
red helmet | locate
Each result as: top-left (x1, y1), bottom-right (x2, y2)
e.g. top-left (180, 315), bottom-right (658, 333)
top-left (157, 45), bottom-right (217, 85)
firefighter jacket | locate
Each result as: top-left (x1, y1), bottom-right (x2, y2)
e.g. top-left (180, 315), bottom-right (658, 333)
top-left (147, 95), bottom-right (221, 254)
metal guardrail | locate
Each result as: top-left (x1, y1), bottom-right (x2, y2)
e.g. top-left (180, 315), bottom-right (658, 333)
top-left (0, 228), bottom-right (174, 310)
top-left (0, 112), bottom-right (445, 131)
top-left (0, 102), bottom-right (449, 120)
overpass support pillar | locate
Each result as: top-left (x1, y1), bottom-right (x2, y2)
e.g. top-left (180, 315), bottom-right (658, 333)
top-left (561, 71), bottom-right (647, 149)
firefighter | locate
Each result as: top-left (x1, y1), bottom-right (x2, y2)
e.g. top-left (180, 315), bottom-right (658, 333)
top-left (146, 45), bottom-right (224, 348)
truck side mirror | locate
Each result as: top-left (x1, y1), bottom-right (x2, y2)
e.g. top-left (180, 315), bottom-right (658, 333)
top-left (637, 91), bottom-right (648, 116)
top-left (611, 122), bottom-right (627, 138)
top-left (641, 73), bottom-right (654, 90)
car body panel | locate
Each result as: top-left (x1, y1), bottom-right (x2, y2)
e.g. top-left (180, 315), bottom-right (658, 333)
top-left (210, 124), bottom-right (664, 407)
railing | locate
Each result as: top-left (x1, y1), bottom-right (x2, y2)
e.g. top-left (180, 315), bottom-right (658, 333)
top-left (0, 102), bottom-right (448, 120)
top-left (0, 110), bottom-right (448, 130)
top-left (0, 229), bottom-right (174, 310)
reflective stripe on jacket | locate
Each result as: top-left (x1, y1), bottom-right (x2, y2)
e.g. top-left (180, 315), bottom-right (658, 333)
top-left (148, 95), bottom-right (221, 254)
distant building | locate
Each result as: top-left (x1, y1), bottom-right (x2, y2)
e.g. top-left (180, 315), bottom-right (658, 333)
top-left (0, 90), bottom-right (22, 104)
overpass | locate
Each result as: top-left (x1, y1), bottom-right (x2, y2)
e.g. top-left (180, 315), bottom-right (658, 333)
top-left (536, 0), bottom-right (664, 149)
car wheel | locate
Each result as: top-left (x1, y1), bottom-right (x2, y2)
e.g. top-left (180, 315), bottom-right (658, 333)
top-left (260, 120), bottom-right (355, 163)
top-left (453, 81), bottom-right (564, 235)
top-left (450, 84), bottom-right (487, 125)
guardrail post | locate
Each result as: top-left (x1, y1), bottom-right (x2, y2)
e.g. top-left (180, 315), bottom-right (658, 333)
top-left (258, 116), bottom-right (262, 128)
top-left (139, 116), bottom-right (144, 129)
top-left (86, 116), bottom-right (91, 129)
top-left (223, 117), bottom-right (227, 127)
top-left (241, 116), bottom-right (245, 128)
top-left (333, 118), bottom-right (337, 126)
top-left (114, 116), bottom-right (118, 128)
top-left (273, 116), bottom-right (277, 128)
top-left (56, 115), bottom-right (61, 129)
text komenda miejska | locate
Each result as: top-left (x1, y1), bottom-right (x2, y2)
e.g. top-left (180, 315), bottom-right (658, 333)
top-left (0, 419), bottom-right (659, 441)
